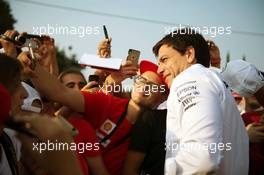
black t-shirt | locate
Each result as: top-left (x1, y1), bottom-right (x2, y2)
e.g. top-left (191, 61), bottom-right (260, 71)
top-left (129, 109), bottom-right (167, 175)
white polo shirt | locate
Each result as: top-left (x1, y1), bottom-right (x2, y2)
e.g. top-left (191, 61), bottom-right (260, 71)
top-left (0, 129), bottom-right (21, 175)
top-left (165, 64), bottom-right (249, 175)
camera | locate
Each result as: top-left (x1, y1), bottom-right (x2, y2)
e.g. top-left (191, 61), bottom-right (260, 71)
top-left (0, 33), bottom-right (43, 48)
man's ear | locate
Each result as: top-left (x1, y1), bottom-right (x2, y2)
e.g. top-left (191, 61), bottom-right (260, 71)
top-left (185, 47), bottom-right (196, 64)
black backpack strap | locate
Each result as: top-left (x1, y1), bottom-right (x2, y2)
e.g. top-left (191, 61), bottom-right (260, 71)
top-left (100, 102), bottom-right (129, 144)
top-left (0, 131), bottom-right (19, 175)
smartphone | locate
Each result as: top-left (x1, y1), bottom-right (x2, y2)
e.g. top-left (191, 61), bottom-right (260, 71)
top-left (88, 74), bottom-right (99, 82)
top-left (88, 75), bottom-right (100, 88)
top-left (127, 49), bottom-right (140, 67)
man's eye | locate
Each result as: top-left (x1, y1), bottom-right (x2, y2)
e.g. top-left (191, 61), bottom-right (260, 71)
top-left (160, 57), bottom-right (168, 63)
top-left (163, 57), bottom-right (168, 62)
top-left (66, 83), bottom-right (74, 88)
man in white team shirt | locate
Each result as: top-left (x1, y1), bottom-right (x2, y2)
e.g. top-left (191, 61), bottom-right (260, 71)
top-left (152, 28), bottom-right (249, 175)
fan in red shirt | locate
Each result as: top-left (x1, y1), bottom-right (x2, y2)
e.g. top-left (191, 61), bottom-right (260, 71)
top-left (68, 116), bottom-right (101, 175)
top-left (29, 58), bottom-right (168, 175)
top-left (0, 83), bottom-right (11, 124)
top-left (81, 60), bottom-right (168, 175)
top-left (58, 69), bottom-right (108, 175)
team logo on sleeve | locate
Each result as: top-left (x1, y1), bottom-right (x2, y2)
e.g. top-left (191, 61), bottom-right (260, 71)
top-left (100, 119), bottom-right (116, 135)
top-left (96, 119), bottom-right (117, 147)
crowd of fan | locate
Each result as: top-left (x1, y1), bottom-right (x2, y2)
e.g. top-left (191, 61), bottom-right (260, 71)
top-left (0, 28), bottom-right (263, 175)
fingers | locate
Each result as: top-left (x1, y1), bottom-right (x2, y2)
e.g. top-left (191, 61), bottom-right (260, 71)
top-left (4, 30), bottom-right (19, 39)
top-left (120, 61), bottom-right (138, 73)
top-left (120, 70), bottom-right (137, 79)
top-left (81, 81), bottom-right (99, 91)
top-left (99, 48), bottom-right (111, 58)
top-left (18, 51), bottom-right (32, 65)
top-left (97, 38), bottom-right (112, 58)
top-left (100, 38), bottom-right (112, 46)
top-left (248, 122), bottom-right (264, 128)
top-left (255, 124), bottom-right (264, 131)
top-left (42, 36), bottom-right (55, 46)
top-left (100, 49), bottom-right (111, 58)
top-left (14, 114), bottom-right (66, 140)
top-left (120, 67), bottom-right (138, 75)
top-left (33, 36), bottom-right (56, 72)
top-left (17, 51), bottom-right (39, 77)
top-left (247, 122), bottom-right (264, 143)
top-left (13, 114), bottom-right (36, 123)
top-left (20, 32), bottom-right (28, 36)
top-left (98, 38), bottom-right (111, 49)
top-left (103, 51), bottom-right (110, 57)
top-left (105, 37), bottom-right (112, 43)
top-left (122, 60), bottom-right (133, 66)
top-left (111, 60), bottom-right (138, 80)
top-left (0, 30), bottom-right (19, 57)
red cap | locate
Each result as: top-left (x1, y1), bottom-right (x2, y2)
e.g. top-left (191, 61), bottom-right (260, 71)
top-left (0, 83), bottom-right (11, 122)
top-left (139, 60), bottom-right (163, 81)
top-left (139, 60), bottom-right (169, 94)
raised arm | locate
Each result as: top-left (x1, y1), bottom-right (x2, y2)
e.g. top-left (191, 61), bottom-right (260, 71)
top-left (18, 52), bottom-right (85, 113)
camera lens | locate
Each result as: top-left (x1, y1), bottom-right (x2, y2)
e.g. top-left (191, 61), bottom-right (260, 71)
top-left (14, 35), bottom-right (26, 45)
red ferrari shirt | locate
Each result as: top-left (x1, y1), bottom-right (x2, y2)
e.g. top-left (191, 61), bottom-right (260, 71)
top-left (242, 112), bottom-right (264, 175)
top-left (68, 116), bottom-right (101, 175)
top-left (82, 91), bottom-right (132, 175)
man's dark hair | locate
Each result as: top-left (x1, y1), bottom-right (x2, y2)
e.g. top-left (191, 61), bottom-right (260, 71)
top-left (0, 54), bottom-right (22, 93)
top-left (58, 68), bottom-right (86, 83)
top-left (153, 28), bottom-right (210, 67)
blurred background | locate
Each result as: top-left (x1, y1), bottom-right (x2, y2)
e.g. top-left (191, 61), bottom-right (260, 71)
top-left (2, 0), bottom-right (264, 79)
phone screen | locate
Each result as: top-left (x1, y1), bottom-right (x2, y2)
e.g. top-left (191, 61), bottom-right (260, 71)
top-left (88, 75), bottom-right (99, 82)
top-left (127, 49), bottom-right (140, 67)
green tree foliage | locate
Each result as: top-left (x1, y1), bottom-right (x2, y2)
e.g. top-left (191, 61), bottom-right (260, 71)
top-left (1, 0), bottom-right (81, 73)
top-left (0, 0), bottom-right (17, 34)
top-left (56, 46), bottom-right (82, 73)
